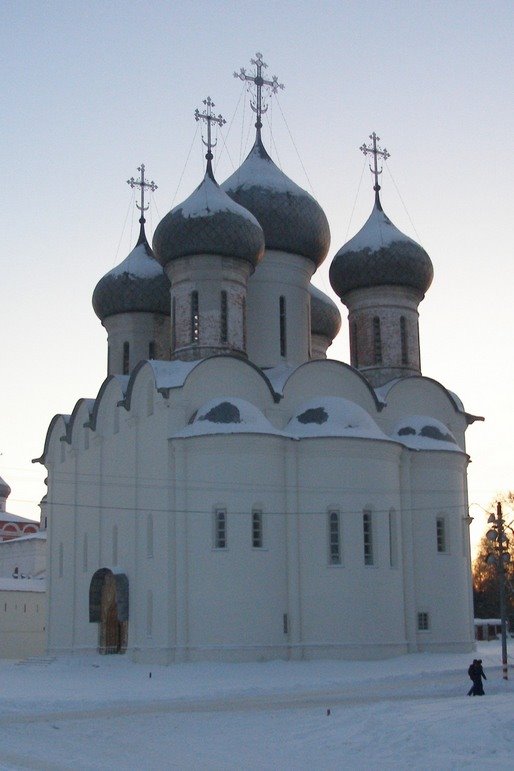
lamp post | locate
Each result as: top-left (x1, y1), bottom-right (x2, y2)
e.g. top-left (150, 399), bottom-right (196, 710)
top-left (485, 502), bottom-right (511, 680)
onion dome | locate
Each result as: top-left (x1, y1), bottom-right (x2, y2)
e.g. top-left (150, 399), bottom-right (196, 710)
top-left (0, 475), bottom-right (11, 500)
top-left (222, 136), bottom-right (330, 267)
top-left (309, 285), bottom-right (341, 342)
top-left (93, 222), bottom-right (170, 321)
top-left (152, 171), bottom-right (264, 269)
top-left (330, 199), bottom-right (433, 298)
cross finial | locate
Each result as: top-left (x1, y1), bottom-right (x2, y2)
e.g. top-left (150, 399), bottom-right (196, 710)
top-left (360, 132), bottom-right (390, 205)
top-left (127, 164), bottom-right (158, 222)
top-left (234, 52), bottom-right (284, 138)
top-left (127, 165), bottom-right (158, 245)
top-left (194, 97), bottom-right (226, 179)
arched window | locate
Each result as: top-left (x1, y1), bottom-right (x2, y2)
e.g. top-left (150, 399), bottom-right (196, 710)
top-left (372, 318), bottom-right (382, 365)
top-left (83, 533), bottom-right (88, 572)
top-left (436, 516), bottom-right (447, 553)
top-left (146, 514), bottom-right (154, 559)
top-left (363, 509), bottom-right (374, 565)
top-left (400, 317), bottom-right (408, 365)
top-left (279, 296), bottom-right (287, 357)
top-left (252, 509), bottom-right (263, 548)
top-left (242, 297), bottom-right (247, 351)
top-left (350, 322), bottom-right (359, 367)
top-left (146, 590), bottom-right (153, 637)
top-left (389, 509), bottom-right (397, 567)
top-left (171, 297), bottom-right (176, 351)
top-left (112, 525), bottom-right (118, 566)
top-left (148, 340), bottom-right (156, 360)
top-left (214, 508), bottom-right (227, 549)
top-left (328, 510), bottom-right (341, 565)
top-left (123, 342), bottom-right (130, 375)
top-left (191, 291), bottom-right (199, 343)
top-left (220, 291), bottom-right (228, 343)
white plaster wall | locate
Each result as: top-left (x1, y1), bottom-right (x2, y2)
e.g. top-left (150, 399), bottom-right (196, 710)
top-left (0, 536), bottom-right (46, 578)
top-left (104, 312), bottom-right (170, 375)
top-left (0, 588), bottom-right (46, 658)
top-left (295, 438), bottom-right (406, 658)
top-left (408, 451), bottom-right (474, 652)
top-left (246, 251), bottom-right (314, 369)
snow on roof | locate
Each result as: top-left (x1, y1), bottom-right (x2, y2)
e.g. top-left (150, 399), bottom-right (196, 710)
top-left (147, 359), bottom-right (202, 390)
top-left (0, 577), bottom-right (46, 592)
top-left (173, 397), bottom-right (286, 439)
top-left (223, 143), bottom-right (309, 197)
top-left (176, 173), bottom-right (261, 225)
top-left (287, 397), bottom-right (389, 440)
top-left (0, 531), bottom-right (46, 545)
top-left (108, 242), bottom-right (164, 279)
top-left (392, 415), bottom-right (463, 452)
top-left (341, 204), bottom-right (418, 254)
top-left (263, 364), bottom-right (298, 394)
top-left (0, 512), bottom-right (39, 525)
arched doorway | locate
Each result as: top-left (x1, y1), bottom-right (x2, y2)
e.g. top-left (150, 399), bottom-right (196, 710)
top-left (89, 568), bottom-right (129, 654)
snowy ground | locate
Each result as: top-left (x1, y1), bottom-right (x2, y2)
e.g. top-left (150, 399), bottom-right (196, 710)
top-left (0, 642), bottom-right (513, 770)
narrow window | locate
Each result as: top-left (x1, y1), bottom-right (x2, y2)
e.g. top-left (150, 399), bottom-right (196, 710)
top-left (123, 342), bottom-right (130, 375)
top-left (147, 514), bottom-right (154, 559)
top-left (363, 509), bottom-right (374, 565)
top-left (252, 510), bottom-right (263, 548)
top-left (417, 612), bottom-right (430, 631)
top-left (279, 296), bottom-right (287, 357)
top-left (372, 317), bottom-right (382, 365)
top-left (113, 524), bottom-right (118, 566)
top-left (171, 297), bottom-right (176, 351)
top-left (191, 291), bottom-right (199, 343)
top-left (82, 533), bottom-right (88, 572)
top-left (351, 321), bottom-right (359, 367)
top-left (328, 510), bottom-right (341, 565)
top-left (146, 590), bottom-right (153, 637)
top-left (58, 542), bottom-right (64, 578)
top-left (400, 316), bottom-right (408, 365)
top-left (148, 340), bottom-right (156, 360)
top-left (283, 613), bottom-right (289, 634)
top-left (436, 516), bottom-right (447, 553)
top-left (214, 508), bottom-right (227, 549)
top-left (220, 291), bottom-right (228, 343)
top-left (389, 509), bottom-right (398, 567)
top-left (242, 296), bottom-right (247, 351)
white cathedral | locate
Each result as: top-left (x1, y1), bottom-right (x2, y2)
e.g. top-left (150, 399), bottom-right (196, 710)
top-left (38, 56), bottom-right (480, 663)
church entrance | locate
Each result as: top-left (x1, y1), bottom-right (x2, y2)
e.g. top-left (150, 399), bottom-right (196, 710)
top-left (89, 568), bottom-right (129, 654)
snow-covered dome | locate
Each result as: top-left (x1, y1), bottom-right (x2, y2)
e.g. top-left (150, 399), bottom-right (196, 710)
top-left (152, 172), bottom-right (264, 269)
top-left (392, 415), bottom-right (462, 452)
top-left (222, 137), bottom-right (330, 267)
top-left (92, 226), bottom-right (170, 321)
top-left (309, 285), bottom-right (341, 342)
top-left (329, 200), bottom-right (433, 298)
top-left (174, 397), bottom-right (284, 438)
top-left (287, 397), bottom-right (388, 440)
top-left (0, 475), bottom-right (11, 500)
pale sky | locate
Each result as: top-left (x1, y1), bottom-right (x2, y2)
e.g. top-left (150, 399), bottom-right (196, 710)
top-left (1, 1), bottom-right (513, 553)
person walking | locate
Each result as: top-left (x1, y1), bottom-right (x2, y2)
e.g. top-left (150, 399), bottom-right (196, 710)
top-left (467, 658), bottom-right (487, 695)
top-left (474, 659), bottom-right (487, 695)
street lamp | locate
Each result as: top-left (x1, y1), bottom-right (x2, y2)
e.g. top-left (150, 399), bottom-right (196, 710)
top-left (485, 502), bottom-right (511, 680)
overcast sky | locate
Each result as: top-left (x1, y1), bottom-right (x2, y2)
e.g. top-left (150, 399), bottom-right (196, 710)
top-left (1, 0), bottom-right (513, 551)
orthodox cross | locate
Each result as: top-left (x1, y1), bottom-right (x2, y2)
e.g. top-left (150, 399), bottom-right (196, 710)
top-left (194, 97), bottom-right (226, 175)
top-left (127, 164), bottom-right (158, 222)
top-left (360, 132), bottom-right (390, 196)
top-left (234, 52), bottom-right (284, 132)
